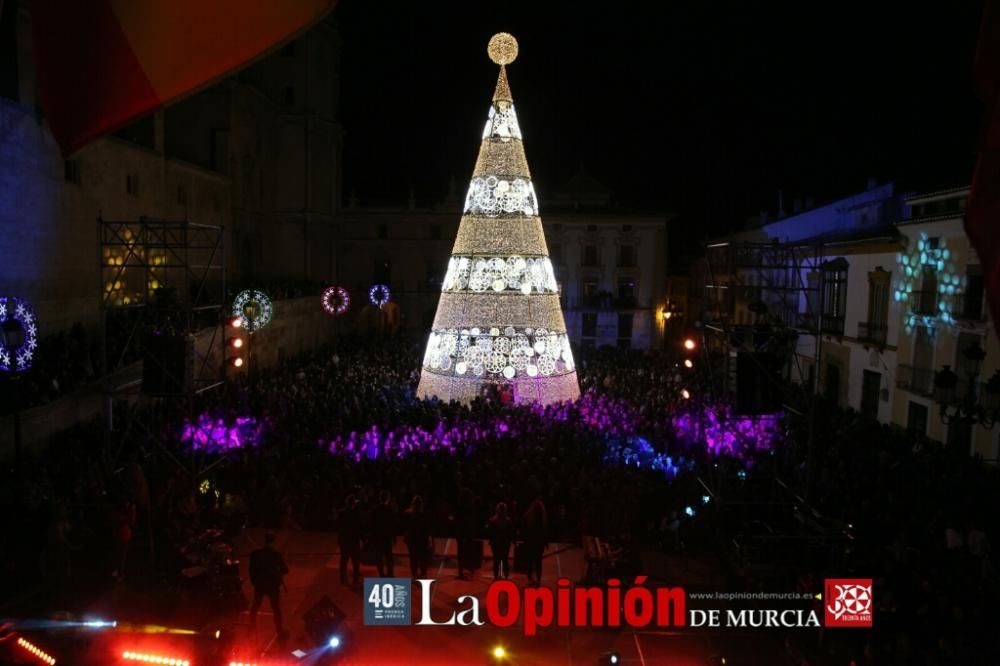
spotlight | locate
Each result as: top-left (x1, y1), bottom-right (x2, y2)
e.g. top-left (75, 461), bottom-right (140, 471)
top-left (233, 357), bottom-right (244, 368)
top-left (681, 389), bottom-right (691, 400)
top-left (231, 337), bottom-right (243, 349)
top-left (492, 645), bottom-right (507, 660)
top-left (684, 359), bottom-right (693, 368)
top-left (600, 652), bottom-right (621, 665)
top-left (229, 316), bottom-right (242, 329)
top-left (328, 636), bottom-right (341, 649)
top-left (683, 337), bottom-right (696, 350)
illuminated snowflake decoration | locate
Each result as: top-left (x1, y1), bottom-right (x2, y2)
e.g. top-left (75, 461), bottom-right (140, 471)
top-left (894, 231), bottom-right (963, 334)
top-left (232, 289), bottom-right (273, 331)
top-left (369, 284), bottom-right (391, 307)
top-left (423, 326), bottom-right (575, 379)
top-left (482, 104), bottom-right (522, 140)
top-left (321, 285), bottom-right (350, 316)
top-left (0, 296), bottom-right (38, 373)
top-left (464, 176), bottom-right (538, 217)
top-left (441, 255), bottom-right (558, 294)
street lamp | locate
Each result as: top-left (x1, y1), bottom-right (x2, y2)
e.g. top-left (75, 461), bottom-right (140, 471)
top-left (933, 340), bottom-right (1000, 428)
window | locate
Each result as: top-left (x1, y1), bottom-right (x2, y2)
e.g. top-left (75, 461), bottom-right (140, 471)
top-left (861, 370), bottom-right (881, 420)
top-left (955, 332), bottom-right (983, 387)
top-left (430, 224), bottom-right (442, 240)
top-left (918, 265), bottom-right (937, 315)
top-left (617, 313), bottom-right (633, 340)
top-left (963, 266), bottom-right (985, 320)
top-left (582, 313), bottom-right (598, 338)
top-left (377, 224), bottom-right (387, 240)
top-left (549, 244), bottom-right (563, 264)
top-left (126, 173), bottom-right (139, 195)
top-left (618, 245), bottom-right (634, 267)
top-left (582, 278), bottom-right (599, 298)
top-left (820, 258), bottom-right (848, 334)
top-left (907, 401), bottom-right (928, 435)
top-left (283, 86), bottom-right (295, 107)
top-left (64, 160), bottom-right (81, 185)
top-left (862, 268), bottom-right (890, 343)
top-left (617, 277), bottom-right (635, 304)
top-left (583, 245), bottom-right (598, 267)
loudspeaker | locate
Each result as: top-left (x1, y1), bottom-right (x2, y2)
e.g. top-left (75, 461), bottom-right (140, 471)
top-left (736, 351), bottom-right (782, 414)
top-left (304, 594), bottom-right (347, 646)
top-left (141, 334), bottom-right (187, 395)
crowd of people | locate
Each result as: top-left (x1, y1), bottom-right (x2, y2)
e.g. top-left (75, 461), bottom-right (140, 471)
top-left (0, 338), bottom-right (998, 664)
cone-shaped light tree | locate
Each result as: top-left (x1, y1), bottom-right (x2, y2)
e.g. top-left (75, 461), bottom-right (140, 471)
top-left (417, 33), bottom-right (581, 405)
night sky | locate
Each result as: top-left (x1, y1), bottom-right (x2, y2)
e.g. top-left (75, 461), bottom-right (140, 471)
top-left (337, 1), bottom-right (984, 241)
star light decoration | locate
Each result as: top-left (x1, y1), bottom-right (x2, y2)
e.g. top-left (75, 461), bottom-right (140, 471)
top-left (321, 285), bottom-right (351, 316)
top-left (0, 296), bottom-right (39, 373)
top-left (416, 33), bottom-right (580, 405)
top-left (894, 231), bottom-right (963, 334)
top-left (232, 289), bottom-right (273, 332)
top-left (369, 284), bottom-right (391, 308)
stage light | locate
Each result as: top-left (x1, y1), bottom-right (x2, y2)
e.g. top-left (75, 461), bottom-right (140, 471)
top-left (684, 359), bottom-right (693, 368)
top-left (82, 619), bottom-right (117, 628)
top-left (233, 357), bottom-right (244, 368)
top-left (683, 337), bottom-right (696, 350)
top-left (229, 316), bottom-right (242, 329)
top-left (17, 637), bottom-right (56, 665)
top-left (328, 636), bottom-right (341, 649)
top-left (231, 337), bottom-right (243, 349)
top-left (121, 650), bottom-right (190, 666)
top-left (681, 389), bottom-right (691, 400)
top-left (492, 645), bottom-right (507, 660)
top-left (600, 653), bottom-right (621, 665)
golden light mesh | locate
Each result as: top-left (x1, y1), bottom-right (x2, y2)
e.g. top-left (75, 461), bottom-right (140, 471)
top-left (431, 292), bottom-right (566, 330)
top-left (474, 139), bottom-right (531, 179)
top-left (451, 216), bottom-right (549, 255)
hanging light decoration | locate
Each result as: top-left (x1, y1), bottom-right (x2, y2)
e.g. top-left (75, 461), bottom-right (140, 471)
top-left (0, 296), bottom-right (39, 373)
top-left (369, 284), bottom-right (391, 308)
top-left (232, 289), bottom-right (273, 332)
top-left (321, 285), bottom-right (351, 316)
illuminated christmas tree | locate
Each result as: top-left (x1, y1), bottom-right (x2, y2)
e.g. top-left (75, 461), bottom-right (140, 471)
top-left (417, 33), bottom-right (580, 405)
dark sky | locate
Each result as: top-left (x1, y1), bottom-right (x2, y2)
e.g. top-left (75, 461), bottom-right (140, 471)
top-left (336, 1), bottom-right (984, 237)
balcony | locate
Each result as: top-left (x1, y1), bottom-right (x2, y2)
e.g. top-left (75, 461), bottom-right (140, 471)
top-left (820, 314), bottom-right (845, 336)
top-left (897, 363), bottom-right (934, 396)
top-left (857, 321), bottom-right (888, 346)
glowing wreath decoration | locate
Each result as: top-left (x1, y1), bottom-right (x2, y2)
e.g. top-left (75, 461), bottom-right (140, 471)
top-left (0, 296), bottom-right (39, 373)
top-left (321, 285), bottom-right (351, 316)
top-left (369, 284), bottom-right (391, 308)
top-left (232, 289), bottom-right (273, 331)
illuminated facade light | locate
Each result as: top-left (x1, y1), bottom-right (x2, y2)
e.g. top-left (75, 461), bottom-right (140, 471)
top-left (683, 338), bottom-right (696, 351)
top-left (321, 285), bottom-right (351, 316)
top-left (683, 359), bottom-right (694, 368)
top-left (681, 389), bottom-right (691, 400)
top-left (232, 289), bottom-right (273, 332)
top-left (368, 284), bottom-right (391, 308)
top-left (0, 297), bottom-right (39, 373)
top-left (492, 645), bottom-right (507, 659)
top-left (17, 637), bottom-right (56, 665)
top-left (417, 33), bottom-right (580, 405)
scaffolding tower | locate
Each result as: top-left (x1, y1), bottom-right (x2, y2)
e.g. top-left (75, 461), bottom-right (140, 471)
top-left (98, 217), bottom-right (226, 466)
